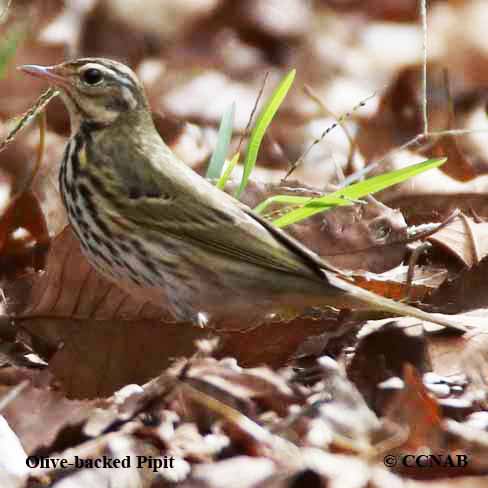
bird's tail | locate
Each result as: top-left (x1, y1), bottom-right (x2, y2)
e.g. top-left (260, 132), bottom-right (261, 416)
top-left (322, 269), bottom-right (467, 332)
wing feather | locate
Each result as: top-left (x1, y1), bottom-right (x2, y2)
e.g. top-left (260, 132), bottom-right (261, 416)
top-left (99, 127), bottom-right (332, 280)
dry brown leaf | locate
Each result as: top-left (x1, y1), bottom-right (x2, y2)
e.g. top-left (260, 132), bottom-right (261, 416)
top-left (428, 334), bottom-right (468, 378)
top-left (352, 266), bottom-right (448, 302)
top-left (427, 126), bottom-right (478, 183)
top-left (383, 363), bottom-right (485, 478)
top-left (357, 64), bottom-right (454, 164)
top-left (384, 364), bottom-right (446, 459)
top-left (1, 384), bottom-right (98, 454)
top-left (426, 259), bottom-right (488, 313)
top-left (357, 62), bottom-right (482, 182)
top-left (384, 182), bottom-right (488, 226)
top-left (424, 330), bottom-right (482, 417)
top-left (5, 227), bottom-right (353, 396)
top-left (423, 66), bottom-right (479, 182)
top-left (428, 213), bottom-right (488, 268)
top-left (0, 190), bottom-right (49, 279)
top-left (6, 227), bottom-right (171, 323)
top-left (348, 322), bottom-right (431, 413)
top-left (3, 227), bottom-right (206, 396)
top-left (48, 319), bottom-right (206, 398)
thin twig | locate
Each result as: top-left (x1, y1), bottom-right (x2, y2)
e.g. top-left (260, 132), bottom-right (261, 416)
top-left (279, 0), bottom-right (478, 190)
top-left (337, 0), bottom-right (486, 187)
top-left (342, 123), bottom-right (488, 187)
top-left (340, 133), bottom-right (427, 187)
top-left (302, 84), bottom-right (357, 176)
top-left (284, 91), bottom-right (376, 180)
top-left (428, 128), bottom-right (488, 137)
top-left (406, 208), bottom-right (461, 243)
top-left (236, 72), bottom-right (269, 155)
top-left (420, 0), bottom-right (429, 135)
top-left (405, 242), bottom-right (431, 300)
top-left (0, 87), bottom-right (58, 153)
top-left (22, 111), bottom-right (47, 191)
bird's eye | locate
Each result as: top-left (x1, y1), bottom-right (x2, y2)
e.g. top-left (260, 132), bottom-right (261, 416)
top-left (81, 68), bottom-right (104, 85)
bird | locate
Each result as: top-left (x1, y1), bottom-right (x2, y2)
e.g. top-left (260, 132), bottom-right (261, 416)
top-left (20, 58), bottom-right (465, 331)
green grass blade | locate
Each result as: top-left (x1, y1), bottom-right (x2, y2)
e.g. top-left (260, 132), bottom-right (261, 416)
top-left (235, 69), bottom-right (296, 199)
top-left (273, 157), bottom-right (447, 228)
top-left (254, 195), bottom-right (312, 213)
top-left (254, 194), bottom-right (348, 214)
top-left (207, 102), bottom-right (235, 180)
top-left (216, 152), bottom-right (240, 190)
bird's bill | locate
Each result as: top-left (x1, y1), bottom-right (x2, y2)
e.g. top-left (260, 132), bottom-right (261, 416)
top-left (19, 64), bottom-right (70, 88)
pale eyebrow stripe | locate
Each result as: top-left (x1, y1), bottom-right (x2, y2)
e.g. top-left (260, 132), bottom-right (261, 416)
top-left (81, 61), bottom-right (146, 105)
top-left (106, 65), bottom-right (137, 86)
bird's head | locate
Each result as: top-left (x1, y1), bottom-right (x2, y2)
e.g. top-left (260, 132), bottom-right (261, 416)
top-left (20, 58), bottom-right (149, 132)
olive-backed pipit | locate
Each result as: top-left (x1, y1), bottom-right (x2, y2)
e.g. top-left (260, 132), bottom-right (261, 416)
top-left (20, 59), bottom-right (464, 331)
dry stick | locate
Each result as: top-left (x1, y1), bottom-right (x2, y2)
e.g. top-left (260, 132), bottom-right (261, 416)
top-left (408, 2), bottom-right (488, 151)
top-left (0, 87), bottom-right (58, 153)
top-left (420, 0), bottom-right (429, 135)
top-left (179, 380), bottom-right (303, 464)
top-left (284, 92), bottom-right (376, 181)
top-left (405, 209), bottom-right (461, 244)
top-left (24, 111), bottom-right (47, 191)
top-left (0, 89), bottom-right (56, 220)
top-left (286, 1), bottom-right (483, 190)
top-left (341, 126), bottom-right (488, 189)
top-left (235, 72), bottom-right (269, 156)
top-left (302, 84), bottom-right (357, 176)
top-left (335, 0), bottom-right (481, 187)
top-left (372, 1), bottom-right (488, 177)
top-left (429, 128), bottom-right (488, 137)
top-left (0, 112), bottom-right (48, 241)
top-left (387, 1), bottom-right (488, 164)
top-left (339, 0), bottom-right (432, 189)
top-left (405, 242), bottom-right (432, 300)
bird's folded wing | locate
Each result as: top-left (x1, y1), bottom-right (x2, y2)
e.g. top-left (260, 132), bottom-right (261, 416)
top-left (123, 192), bottom-right (323, 279)
top-left (111, 139), bottom-right (344, 281)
